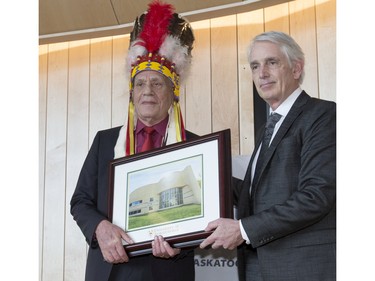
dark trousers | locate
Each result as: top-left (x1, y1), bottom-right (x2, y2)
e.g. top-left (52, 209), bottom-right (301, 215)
top-left (244, 247), bottom-right (263, 281)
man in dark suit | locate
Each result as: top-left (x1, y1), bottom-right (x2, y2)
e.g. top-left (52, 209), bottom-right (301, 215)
top-left (200, 31), bottom-right (336, 281)
top-left (70, 1), bottom-right (197, 280)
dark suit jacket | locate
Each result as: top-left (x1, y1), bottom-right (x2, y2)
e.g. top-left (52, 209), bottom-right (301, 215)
top-left (70, 126), bottom-right (197, 281)
top-left (235, 92), bottom-right (336, 281)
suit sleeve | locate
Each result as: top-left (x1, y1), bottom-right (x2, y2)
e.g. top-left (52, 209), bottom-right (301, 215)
top-left (70, 132), bottom-right (108, 248)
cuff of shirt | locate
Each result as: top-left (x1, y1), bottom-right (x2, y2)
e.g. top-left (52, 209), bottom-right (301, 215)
top-left (239, 219), bottom-right (251, 245)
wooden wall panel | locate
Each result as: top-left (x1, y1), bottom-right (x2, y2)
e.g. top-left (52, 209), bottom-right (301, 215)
top-left (112, 35), bottom-right (130, 128)
top-left (316, 0), bottom-right (336, 101)
top-left (39, 1), bottom-right (336, 280)
top-left (237, 10), bottom-right (264, 154)
top-left (38, 44), bottom-right (48, 279)
top-left (264, 2), bottom-right (290, 33)
top-left (65, 40), bottom-right (90, 281)
top-left (289, 0), bottom-right (319, 98)
top-left (211, 15), bottom-right (239, 156)
top-left (42, 42), bottom-right (69, 281)
top-left (89, 37), bottom-right (113, 143)
top-left (185, 20), bottom-right (212, 136)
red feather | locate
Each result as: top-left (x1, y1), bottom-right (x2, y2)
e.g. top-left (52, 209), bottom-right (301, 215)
top-left (139, 0), bottom-right (174, 53)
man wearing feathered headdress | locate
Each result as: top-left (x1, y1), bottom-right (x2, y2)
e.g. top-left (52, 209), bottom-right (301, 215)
top-left (71, 1), bottom-right (197, 280)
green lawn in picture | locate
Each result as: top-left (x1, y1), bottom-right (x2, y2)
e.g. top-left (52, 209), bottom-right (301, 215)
top-left (128, 204), bottom-right (201, 230)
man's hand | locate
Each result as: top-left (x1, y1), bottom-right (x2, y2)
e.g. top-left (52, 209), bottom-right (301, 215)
top-left (152, 235), bottom-right (181, 258)
top-left (199, 218), bottom-right (244, 250)
top-left (95, 220), bottom-right (134, 264)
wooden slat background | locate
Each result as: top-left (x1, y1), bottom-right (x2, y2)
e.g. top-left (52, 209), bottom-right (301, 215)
top-left (39, 0), bottom-right (336, 280)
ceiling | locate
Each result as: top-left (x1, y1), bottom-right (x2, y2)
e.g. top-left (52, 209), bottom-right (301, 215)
top-left (39, 0), bottom-right (288, 44)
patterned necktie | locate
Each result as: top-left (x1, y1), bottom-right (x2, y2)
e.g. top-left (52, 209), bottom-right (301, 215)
top-left (253, 112), bottom-right (282, 183)
top-left (140, 126), bottom-right (155, 152)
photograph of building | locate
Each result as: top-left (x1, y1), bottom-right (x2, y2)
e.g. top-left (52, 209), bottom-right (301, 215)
top-left (127, 163), bottom-right (203, 230)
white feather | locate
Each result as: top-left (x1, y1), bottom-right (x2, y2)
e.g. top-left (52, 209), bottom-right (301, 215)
top-left (159, 35), bottom-right (191, 83)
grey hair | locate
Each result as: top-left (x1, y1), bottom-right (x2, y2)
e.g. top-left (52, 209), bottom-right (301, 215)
top-left (247, 31), bottom-right (305, 84)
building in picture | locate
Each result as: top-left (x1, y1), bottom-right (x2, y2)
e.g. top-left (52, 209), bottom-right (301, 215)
top-left (128, 165), bottom-right (202, 216)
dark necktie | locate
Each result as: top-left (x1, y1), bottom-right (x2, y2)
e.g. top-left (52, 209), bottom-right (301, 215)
top-left (140, 126), bottom-right (155, 152)
top-left (253, 112), bottom-right (282, 184)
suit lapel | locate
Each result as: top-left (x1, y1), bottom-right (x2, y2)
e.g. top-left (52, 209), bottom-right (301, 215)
top-left (237, 129), bottom-right (262, 217)
top-left (251, 91), bottom-right (310, 190)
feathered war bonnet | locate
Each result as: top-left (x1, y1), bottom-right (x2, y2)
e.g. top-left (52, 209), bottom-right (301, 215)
top-left (124, 0), bottom-right (195, 155)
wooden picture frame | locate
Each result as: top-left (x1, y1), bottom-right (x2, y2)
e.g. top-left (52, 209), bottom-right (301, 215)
top-left (108, 129), bottom-right (232, 256)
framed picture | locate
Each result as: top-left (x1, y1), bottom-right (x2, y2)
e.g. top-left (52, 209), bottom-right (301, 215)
top-left (108, 129), bottom-right (232, 256)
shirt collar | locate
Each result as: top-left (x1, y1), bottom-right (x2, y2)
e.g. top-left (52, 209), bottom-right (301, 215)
top-left (135, 116), bottom-right (169, 136)
top-left (270, 87), bottom-right (303, 117)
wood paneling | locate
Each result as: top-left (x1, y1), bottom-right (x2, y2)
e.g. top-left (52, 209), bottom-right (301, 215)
top-left (89, 37), bottom-right (114, 142)
top-left (39, 44), bottom-right (48, 279)
top-left (290, 0), bottom-right (319, 98)
top-left (39, 1), bottom-right (336, 279)
top-left (185, 20), bottom-right (212, 136)
top-left (315, 0), bottom-right (336, 101)
top-left (43, 42), bottom-right (69, 281)
top-left (211, 15), bottom-right (239, 156)
top-left (112, 35), bottom-right (130, 127)
top-left (264, 2), bottom-right (290, 33)
top-left (237, 9), bottom-right (264, 155)
top-left (65, 40), bottom-right (91, 281)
